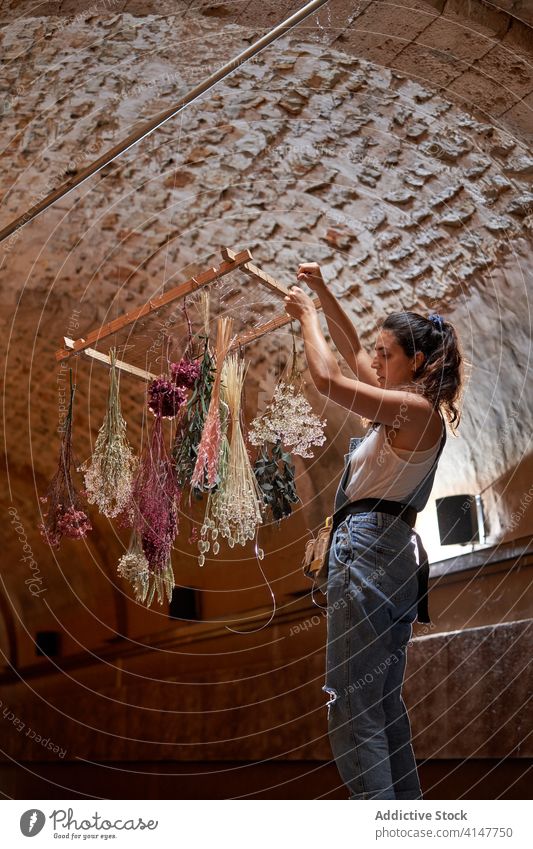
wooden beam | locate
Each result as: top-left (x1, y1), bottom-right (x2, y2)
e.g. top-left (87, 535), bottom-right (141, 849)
top-left (221, 246), bottom-right (291, 299)
top-left (229, 296), bottom-right (323, 351)
top-left (62, 338), bottom-right (158, 381)
top-left (55, 249), bottom-right (253, 362)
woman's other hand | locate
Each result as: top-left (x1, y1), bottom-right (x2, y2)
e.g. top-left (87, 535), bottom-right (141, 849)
top-left (296, 262), bottom-right (325, 292)
top-left (284, 286), bottom-right (317, 323)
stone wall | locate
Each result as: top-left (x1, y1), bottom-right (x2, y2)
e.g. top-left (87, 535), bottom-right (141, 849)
top-left (0, 1), bottom-right (531, 668)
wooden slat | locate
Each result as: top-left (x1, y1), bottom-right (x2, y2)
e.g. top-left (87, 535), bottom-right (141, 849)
top-left (229, 296), bottom-right (323, 351)
top-left (55, 249), bottom-right (253, 362)
top-left (62, 338), bottom-right (158, 381)
top-left (221, 246), bottom-right (291, 298)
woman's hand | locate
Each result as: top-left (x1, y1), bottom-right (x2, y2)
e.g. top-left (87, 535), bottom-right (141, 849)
top-left (296, 262), bottom-right (325, 292)
top-left (284, 286), bottom-right (318, 324)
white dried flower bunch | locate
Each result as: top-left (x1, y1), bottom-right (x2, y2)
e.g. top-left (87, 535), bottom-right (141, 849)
top-left (209, 354), bottom-right (264, 549)
top-left (82, 350), bottom-right (137, 518)
top-left (118, 532), bottom-right (174, 608)
top-left (249, 379), bottom-right (327, 458)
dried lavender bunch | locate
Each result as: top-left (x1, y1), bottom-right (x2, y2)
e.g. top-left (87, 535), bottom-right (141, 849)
top-left (82, 349), bottom-right (137, 518)
top-left (172, 336), bottom-right (215, 490)
top-left (39, 372), bottom-right (92, 547)
top-left (190, 317), bottom-right (234, 491)
top-left (253, 439), bottom-right (299, 523)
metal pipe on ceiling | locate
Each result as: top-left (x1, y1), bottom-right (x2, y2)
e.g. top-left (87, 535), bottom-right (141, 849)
top-left (0, 0), bottom-right (331, 244)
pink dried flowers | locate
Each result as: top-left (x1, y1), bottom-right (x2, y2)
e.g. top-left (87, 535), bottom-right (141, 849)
top-left (190, 317), bottom-right (235, 491)
top-left (38, 371), bottom-right (92, 547)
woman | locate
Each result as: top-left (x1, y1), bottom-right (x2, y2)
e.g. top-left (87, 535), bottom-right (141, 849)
top-left (284, 262), bottom-right (463, 800)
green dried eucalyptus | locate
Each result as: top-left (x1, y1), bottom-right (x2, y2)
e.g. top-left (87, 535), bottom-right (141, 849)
top-left (253, 439), bottom-right (299, 523)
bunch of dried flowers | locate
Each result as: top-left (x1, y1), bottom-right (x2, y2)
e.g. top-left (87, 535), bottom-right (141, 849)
top-left (126, 399), bottom-right (181, 581)
top-left (208, 353), bottom-right (264, 548)
top-left (82, 349), bottom-right (137, 518)
top-left (38, 371), bottom-right (92, 547)
top-left (171, 357), bottom-right (201, 389)
top-left (190, 317), bottom-right (234, 491)
top-left (248, 379), bottom-right (326, 458)
top-left (118, 531), bottom-right (174, 608)
top-left (253, 439), bottom-right (299, 523)
top-left (248, 330), bottom-right (327, 458)
top-left (172, 336), bottom-right (215, 490)
top-left (197, 397), bottom-right (230, 566)
top-left (148, 377), bottom-right (187, 419)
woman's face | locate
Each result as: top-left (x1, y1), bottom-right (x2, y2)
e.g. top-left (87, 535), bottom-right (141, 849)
top-left (371, 329), bottom-right (417, 389)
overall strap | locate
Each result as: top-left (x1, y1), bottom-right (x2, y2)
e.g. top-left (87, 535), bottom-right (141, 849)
top-left (410, 409), bottom-right (447, 624)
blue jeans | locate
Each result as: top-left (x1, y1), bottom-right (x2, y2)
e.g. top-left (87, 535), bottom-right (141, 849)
top-left (324, 511), bottom-right (423, 800)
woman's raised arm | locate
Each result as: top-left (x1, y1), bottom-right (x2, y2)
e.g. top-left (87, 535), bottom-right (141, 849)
top-left (296, 262), bottom-right (379, 388)
top-left (284, 284), bottom-right (432, 429)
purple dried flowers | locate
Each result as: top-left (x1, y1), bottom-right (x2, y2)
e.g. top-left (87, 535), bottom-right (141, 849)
top-left (148, 377), bottom-right (187, 419)
top-left (126, 403), bottom-right (181, 580)
top-left (171, 357), bottom-right (201, 389)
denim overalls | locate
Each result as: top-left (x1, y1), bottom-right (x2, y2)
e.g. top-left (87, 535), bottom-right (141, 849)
top-left (323, 415), bottom-right (447, 800)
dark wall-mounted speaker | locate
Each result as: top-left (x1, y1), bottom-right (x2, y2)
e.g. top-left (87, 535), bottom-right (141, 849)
top-left (35, 631), bottom-right (61, 657)
top-left (169, 587), bottom-right (201, 621)
top-left (436, 494), bottom-right (479, 545)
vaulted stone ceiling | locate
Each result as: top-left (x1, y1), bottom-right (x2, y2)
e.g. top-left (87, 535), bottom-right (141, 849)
top-left (1, 0), bottom-right (532, 661)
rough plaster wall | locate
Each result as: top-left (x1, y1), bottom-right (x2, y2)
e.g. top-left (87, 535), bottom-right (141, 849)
top-left (0, 3), bottom-right (532, 644)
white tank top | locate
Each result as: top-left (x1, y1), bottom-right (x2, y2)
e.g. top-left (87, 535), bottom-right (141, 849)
top-left (344, 421), bottom-right (444, 502)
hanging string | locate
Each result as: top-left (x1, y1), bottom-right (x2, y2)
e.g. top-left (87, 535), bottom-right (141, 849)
top-left (139, 349), bottom-right (151, 456)
top-left (288, 320), bottom-right (300, 384)
top-left (182, 296), bottom-right (194, 355)
top-left (309, 573), bottom-right (328, 610)
top-left (224, 525), bottom-right (276, 634)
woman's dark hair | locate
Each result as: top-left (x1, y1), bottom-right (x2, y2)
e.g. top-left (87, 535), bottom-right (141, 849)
top-left (380, 311), bottom-right (463, 433)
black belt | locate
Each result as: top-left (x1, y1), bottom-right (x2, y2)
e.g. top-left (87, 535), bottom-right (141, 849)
top-left (330, 497), bottom-right (431, 624)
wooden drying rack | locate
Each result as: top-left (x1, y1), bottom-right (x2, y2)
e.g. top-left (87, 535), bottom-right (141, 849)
top-left (55, 247), bottom-right (322, 381)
